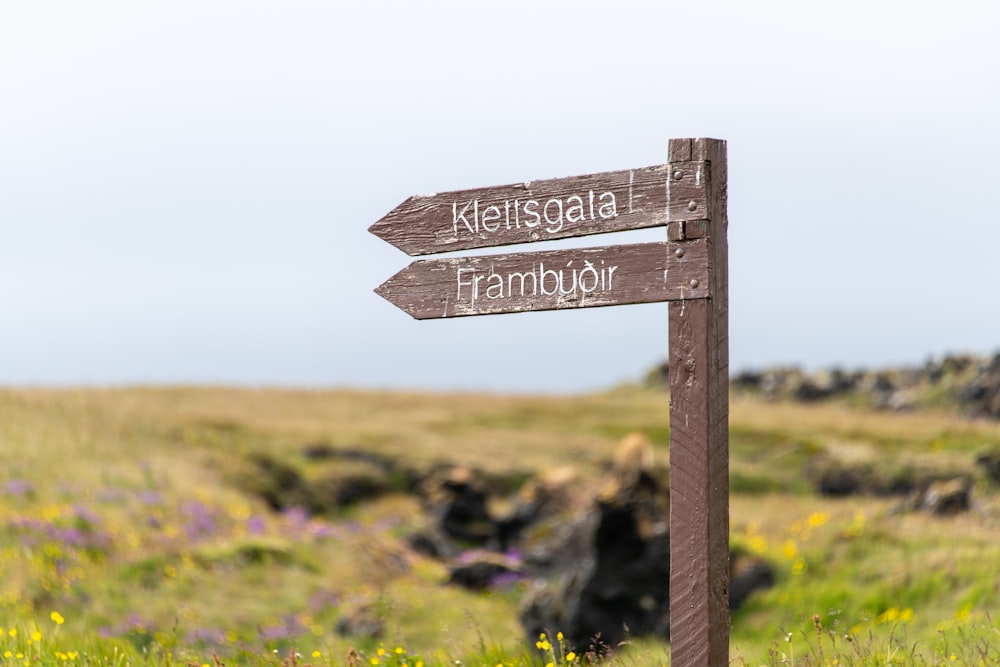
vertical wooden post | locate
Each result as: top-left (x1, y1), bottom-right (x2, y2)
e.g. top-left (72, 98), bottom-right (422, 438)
top-left (666, 138), bottom-right (729, 666)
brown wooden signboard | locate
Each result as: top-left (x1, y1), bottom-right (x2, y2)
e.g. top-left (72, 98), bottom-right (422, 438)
top-left (369, 138), bottom-right (729, 667)
top-left (375, 241), bottom-right (709, 319)
top-left (369, 164), bottom-right (707, 256)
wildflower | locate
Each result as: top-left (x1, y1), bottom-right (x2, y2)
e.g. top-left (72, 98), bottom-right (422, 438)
top-left (51, 612), bottom-right (65, 625)
top-left (32, 630), bottom-right (42, 642)
top-left (313, 651), bottom-right (322, 659)
top-left (9, 628), bottom-right (16, 637)
top-left (377, 647), bottom-right (386, 657)
top-left (565, 652), bottom-right (577, 662)
top-left (395, 647), bottom-right (404, 655)
top-left (371, 658), bottom-right (380, 666)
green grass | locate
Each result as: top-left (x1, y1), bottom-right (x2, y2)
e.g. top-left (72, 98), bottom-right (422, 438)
top-left (2, 387), bottom-right (1000, 664)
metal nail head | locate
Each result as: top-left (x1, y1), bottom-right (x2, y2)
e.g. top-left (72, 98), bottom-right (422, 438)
top-left (673, 170), bottom-right (684, 180)
top-left (674, 248), bottom-right (685, 258)
top-left (687, 200), bottom-right (698, 212)
top-left (689, 279), bottom-right (700, 289)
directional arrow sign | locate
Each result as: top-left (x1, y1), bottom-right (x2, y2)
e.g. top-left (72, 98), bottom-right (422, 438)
top-left (369, 164), bottom-right (706, 256)
top-left (374, 240), bottom-right (709, 319)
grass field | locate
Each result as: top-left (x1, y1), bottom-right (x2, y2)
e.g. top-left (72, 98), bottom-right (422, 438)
top-left (2, 385), bottom-right (1000, 665)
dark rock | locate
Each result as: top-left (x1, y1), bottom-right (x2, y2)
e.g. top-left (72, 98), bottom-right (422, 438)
top-left (732, 370), bottom-right (763, 390)
top-left (813, 462), bottom-right (873, 497)
top-left (407, 532), bottom-right (446, 559)
top-left (243, 453), bottom-right (311, 512)
top-left (976, 449), bottom-right (1000, 485)
top-left (730, 555), bottom-right (776, 609)
top-left (496, 466), bottom-right (581, 552)
top-left (959, 353), bottom-right (1000, 419)
top-left (335, 604), bottom-right (384, 639)
top-left (919, 478), bottom-right (972, 515)
top-left (645, 361), bottom-right (670, 387)
top-left (794, 380), bottom-right (833, 402)
top-left (420, 467), bottom-right (496, 547)
top-left (519, 499), bottom-right (669, 656)
top-left (448, 553), bottom-right (524, 591)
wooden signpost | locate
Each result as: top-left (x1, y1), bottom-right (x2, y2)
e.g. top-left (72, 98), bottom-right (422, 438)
top-left (369, 138), bottom-right (730, 667)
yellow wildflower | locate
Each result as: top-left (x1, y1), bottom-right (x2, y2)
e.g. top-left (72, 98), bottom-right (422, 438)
top-left (51, 612), bottom-right (65, 625)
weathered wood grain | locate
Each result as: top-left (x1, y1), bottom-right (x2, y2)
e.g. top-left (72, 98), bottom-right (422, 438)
top-left (666, 138), bottom-right (730, 667)
top-left (375, 241), bottom-right (709, 319)
top-left (369, 164), bottom-right (699, 256)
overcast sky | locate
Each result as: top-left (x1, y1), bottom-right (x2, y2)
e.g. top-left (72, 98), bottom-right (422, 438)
top-left (1, 1), bottom-right (998, 393)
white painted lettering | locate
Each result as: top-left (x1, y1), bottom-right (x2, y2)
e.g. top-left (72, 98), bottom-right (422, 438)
top-left (453, 201), bottom-right (475, 234)
top-left (455, 259), bottom-right (620, 308)
top-left (598, 192), bottom-right (617, 219)
top-left (485, 272), bottom-right (504, 299)
top-left (481, 205), bottom-right (501, 232)
top-left (451, 188), bottom-right (625, 238)
top-left (540, 262), bottom-right (560, 296)
top-left (565, 195), bottom-right (586, 224)
top-left (578, 260), bottom-right (599, 293)
top-left (543, 198), bottom-right (564, 233)
top-left (456, 268), bottom-right (476, 302)
top-left (523, 199), bottom-right (541, 228)
top-left (508, 270), bottom-right (537, 296)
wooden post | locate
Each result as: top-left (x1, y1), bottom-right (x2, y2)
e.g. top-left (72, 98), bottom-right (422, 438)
top-left (665, 138), bottom-right (729, 666)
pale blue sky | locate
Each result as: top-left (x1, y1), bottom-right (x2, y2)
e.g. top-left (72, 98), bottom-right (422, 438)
top-left (1, 1), bottom-right (998, 392)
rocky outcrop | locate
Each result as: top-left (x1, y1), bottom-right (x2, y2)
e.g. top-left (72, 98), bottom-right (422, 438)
top-left (408, 434), bottom-right (774, 655)
top-left (716, 352), bottom-right (1000, 419)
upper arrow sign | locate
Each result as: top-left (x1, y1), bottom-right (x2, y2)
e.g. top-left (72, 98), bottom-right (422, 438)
top-left (369, 164), bottom-right (705, 256)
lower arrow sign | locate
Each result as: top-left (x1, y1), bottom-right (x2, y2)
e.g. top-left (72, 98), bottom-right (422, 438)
top-left (375, 241), bottom-right (709, 320)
